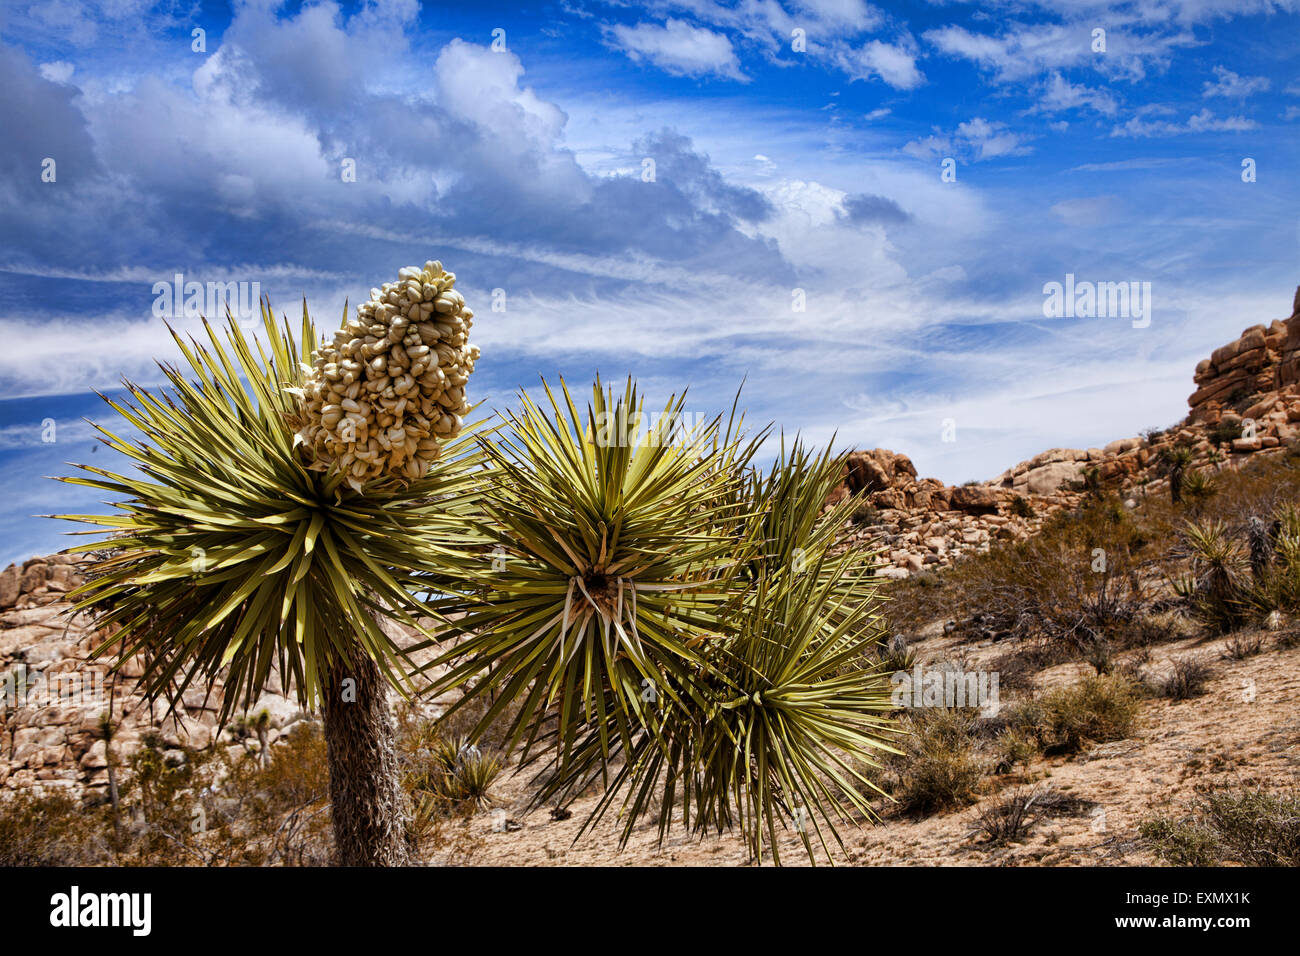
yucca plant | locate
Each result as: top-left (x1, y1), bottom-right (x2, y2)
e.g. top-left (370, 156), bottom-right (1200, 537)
top-left (422, 377), bottom-right (752, 779)
top-left (724, 435), bottom-right (889, 666)
top-left (1244, 505), bottom-right (1300, 620)
top-left (546, 554), bottom-right (899, 864)
top-left (1181, 469), bottom-right (1217, 513)
top-left (426, 388), bottom-right (899, 863)
top-left (54, 301), bottom-right (482, 865)
top-left (1179, 518), bottom-right (1248, 633)
top-left (1160, 443), bottom-right (1197, 505)
top-left (429, 741), bottom-right (502, 809)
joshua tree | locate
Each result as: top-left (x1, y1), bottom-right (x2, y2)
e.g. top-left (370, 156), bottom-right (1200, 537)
top-left (98, 712), bottom-right (122, 841)
top-left (423, 379), bottom-right (898, 863)
top-left (1160, 443), bottom-right (1197, 505)
top-left (57, 271), bottom-right (482, 866)
top-left (57, 279), bottom-right (898, 866)
top-left (234, 708), bottom-right (273, 769)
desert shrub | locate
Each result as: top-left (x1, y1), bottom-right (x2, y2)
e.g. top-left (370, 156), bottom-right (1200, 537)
top-left (1206, 421), bottom-right (1241, 446)
top-left (118, 723), bottom-right (333, 866)
top-left (0, 790), bottom-right (104, 865)
top-left (1156, 656), bottom-right (1214, 700)
top-left (1222, 633), bottom-right (1264, 660)
top-left (975, 789), bottom-right (1038, 844)
top-left (1114, 647), bottom-right (1152, 686)
top-left (1009, 495), bottom-right (1035, 519)
top-left (884, 708), bottom-right (987, 814)
top-left (0, 723), bottom-right (335, 867)
top-left (1278, 628), bottom-right (1300, 649)
top-left (889, 497), bottom-right (1155, 658)
top-left (986, 647), bottom-right (1043, 691)
top-left (851, 502), bottom-right (880, 527)
top-left (1032, 674), bottom-right (1141, 754)
top-left (1140, 816), bottom-right (1221, 866)
top-left (992, 727), bottom-right (1040, 774)
top-left (1073, 466), bottom-right (1103, 498)
top-left (1082, 636), bottom-right (1115, 674)
top-left (1142, 789), bottom-right (1300, 866)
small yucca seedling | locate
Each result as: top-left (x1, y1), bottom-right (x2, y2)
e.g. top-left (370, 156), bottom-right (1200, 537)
top-left (409, 791), bottom-right (444, 847)
top-left (1180, 469), bottom-right (1217, 511)
top-left (872, 633), bottom-right (917, 675)
top-left (439, 752), bottom-right (503, 809)
top-left (414, 736), bottom-right (502, 809)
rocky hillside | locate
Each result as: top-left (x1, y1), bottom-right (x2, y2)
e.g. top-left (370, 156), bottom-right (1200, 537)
top-left (834, 285), bottom-right (1300, 579)
top-left (0, 557), bottom-right (317, 793)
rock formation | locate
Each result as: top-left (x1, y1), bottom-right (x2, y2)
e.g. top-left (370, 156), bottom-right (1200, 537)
top-left (832, 284), bottom-right (1300, 577)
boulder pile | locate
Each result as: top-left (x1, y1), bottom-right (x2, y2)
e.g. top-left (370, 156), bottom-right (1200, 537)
top-left (832, 284), bottom-right (1300, 577)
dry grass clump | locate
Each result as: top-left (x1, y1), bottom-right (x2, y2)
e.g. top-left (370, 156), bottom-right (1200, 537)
top-left (973, 786), bottom-right (1098, 846)
top-left (1005, 674), bottom-right (1142, 756)
top-left (1222, 632), bottom-right (1264, 659)
top-left (1141, 788), bottom-right (1300, 866)
top-left (1154, 655), bottom-right (1214, 700)
top-left (992, 726), bottom-right (1040, 775)
top-left (878, 708), bottom-right (987, 815)
top-left (974, 788), bottom-right (1039, 844)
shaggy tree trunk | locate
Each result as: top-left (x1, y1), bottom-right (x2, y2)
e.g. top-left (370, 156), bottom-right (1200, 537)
top-left (321, 648), bottom-right (412, 866)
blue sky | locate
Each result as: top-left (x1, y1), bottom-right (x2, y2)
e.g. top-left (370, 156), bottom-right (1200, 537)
top-left (1, 0), bottom-right (1299, 566)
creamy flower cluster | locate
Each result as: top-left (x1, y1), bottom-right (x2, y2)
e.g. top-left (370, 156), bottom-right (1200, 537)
top-left (301, 261), bottom-right (478, 488)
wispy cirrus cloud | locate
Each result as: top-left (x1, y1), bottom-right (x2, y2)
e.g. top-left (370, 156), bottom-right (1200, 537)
top-left (1110, 106), bottom-right (1258, 137)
